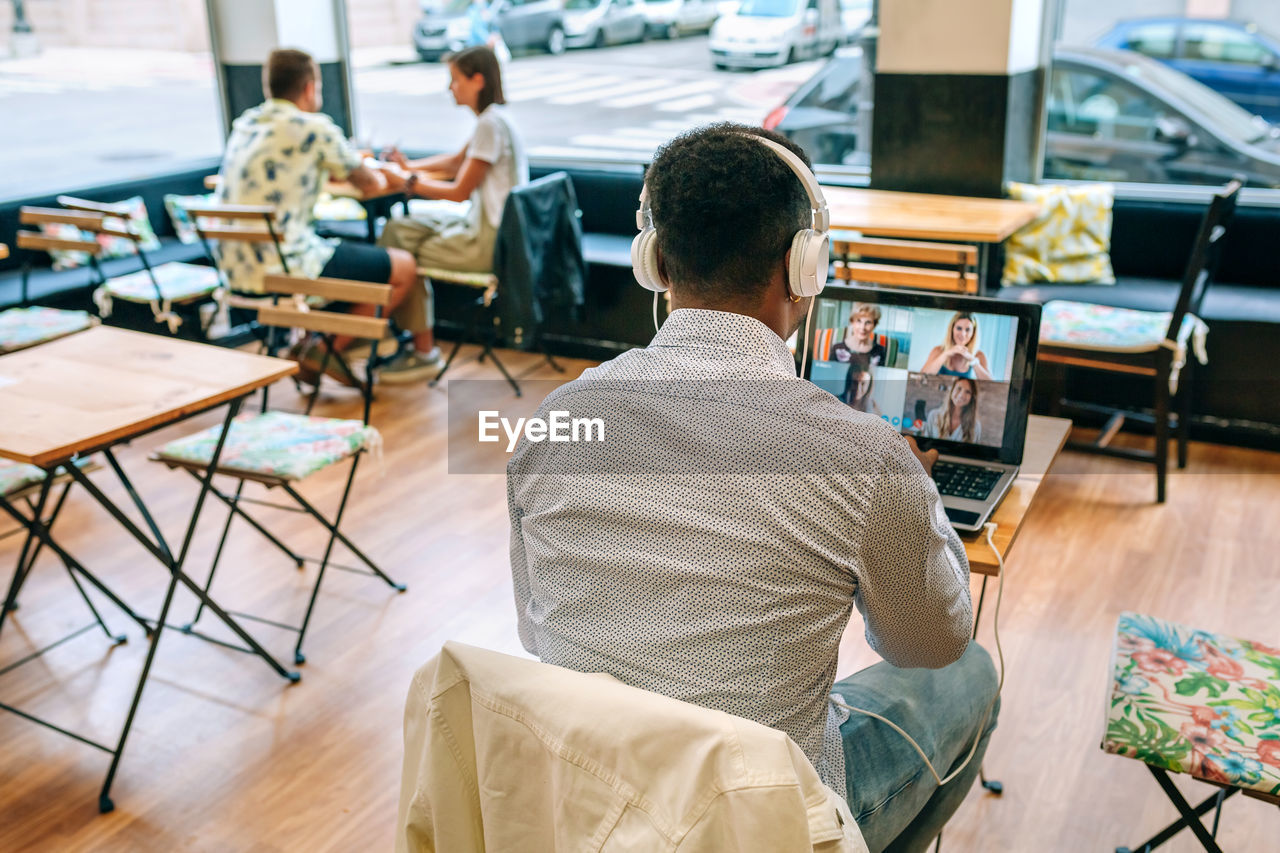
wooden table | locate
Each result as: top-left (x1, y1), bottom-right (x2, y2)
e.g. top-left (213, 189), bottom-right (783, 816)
top-left (820, 186), bottom-right (1039, 293)
top-left (0, 327), bottom-right (298, 813)
top-left (0, 243), bottom-right (8, 260)
top-left (821, 186), bottom-right (1039, 244)
top-left (963, 414), bottom-right (1072, 576)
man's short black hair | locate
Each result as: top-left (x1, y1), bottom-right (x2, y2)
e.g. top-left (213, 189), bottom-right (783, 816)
top-left (646, 123), bottom-right (813, 302)
top-left (264, 48), bottom-right (317, 101)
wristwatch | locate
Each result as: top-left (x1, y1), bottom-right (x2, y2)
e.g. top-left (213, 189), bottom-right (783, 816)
top-left (405, 172), bottom-right (419, 197)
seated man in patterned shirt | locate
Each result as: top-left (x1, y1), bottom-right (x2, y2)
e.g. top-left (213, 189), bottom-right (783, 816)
top-left (216, 48), bottom-right (438, 386)
top-left (506, 124), bottom-right (999, 852)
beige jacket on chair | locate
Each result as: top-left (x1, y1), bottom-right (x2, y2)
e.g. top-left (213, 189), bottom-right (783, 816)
top-left (396, 641), bottom-right (867, 853)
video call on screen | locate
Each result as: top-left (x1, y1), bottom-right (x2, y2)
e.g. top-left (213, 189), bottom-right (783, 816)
top-left (810, 298), bottom-right (1020, 450)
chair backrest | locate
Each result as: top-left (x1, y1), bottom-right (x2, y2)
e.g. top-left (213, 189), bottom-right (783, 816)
top-left (182, 202), bottom-right (290, 282)
top-left (234, 273), bottom-right (392, 423)
top-left (57, 195), bottom-right (178, 302)
top-left (1167, 179), bottom-right (1241, 340)
top-left (15, 207), bottom-right (107, 304)
top-left (833, 237), bottom-right (979, 294)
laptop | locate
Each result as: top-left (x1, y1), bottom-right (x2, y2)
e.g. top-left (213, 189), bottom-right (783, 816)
top-left (803, 287), bottom-right (1042, 534)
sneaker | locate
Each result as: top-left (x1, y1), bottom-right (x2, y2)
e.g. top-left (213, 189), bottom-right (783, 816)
top-left (344, 335), bottom-right (403, 362)
top-left (294, 343), bottom-right (362, 388)
top-left (377, 347), bottom-right (444, 385)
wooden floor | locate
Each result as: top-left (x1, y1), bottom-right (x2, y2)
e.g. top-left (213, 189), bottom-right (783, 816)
top-left (2, 343), bottom-right (1278, 852)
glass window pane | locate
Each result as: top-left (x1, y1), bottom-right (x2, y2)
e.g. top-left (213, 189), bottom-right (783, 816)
top-left (1182, 23), bottom-right (1266, 65)
top-left (1124, 23), bottom-right (1177, 59)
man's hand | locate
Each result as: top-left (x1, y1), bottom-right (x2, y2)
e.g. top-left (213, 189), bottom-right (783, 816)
top-left (904, 436), bottom-right (938, 476)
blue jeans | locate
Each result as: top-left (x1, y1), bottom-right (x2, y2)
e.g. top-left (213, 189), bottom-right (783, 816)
top-left (832, 643), bottom-right (999, 853)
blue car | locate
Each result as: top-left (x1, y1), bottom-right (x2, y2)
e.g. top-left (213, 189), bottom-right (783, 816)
top-left (1097, 17), bottom-right (1280, 122)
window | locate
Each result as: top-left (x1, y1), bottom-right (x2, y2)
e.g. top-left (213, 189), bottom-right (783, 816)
top-left (1181, 23), bottom-right (1268, 65)
top-left (1122, 22), bottom-right (1177, 59)
top-left (1053, 2), bottom-right (1280, 188)
top-left (1047, 68), bottom-right (1170, 144)
top-left (0, 13), bottom-right (222, 198)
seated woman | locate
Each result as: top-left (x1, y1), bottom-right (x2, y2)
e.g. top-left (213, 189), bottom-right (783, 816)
top-left (378, 45), bottom-right (528, 382)
top-left (924, 377), bottom-right (981, 444)
top-left (841, 362), bottom-right (881, 416)
top-left (831, 303), bottom-right (887, 368)
top-left (920, 311), bottom-right (992, 380)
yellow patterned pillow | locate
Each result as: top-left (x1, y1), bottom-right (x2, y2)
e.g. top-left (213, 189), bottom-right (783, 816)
top-left (1003, 182), bottom-right (1116, 285)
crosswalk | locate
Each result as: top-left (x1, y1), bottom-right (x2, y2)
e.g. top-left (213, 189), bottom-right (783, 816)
top-left (355, 62), bottom-right (770, 160)
top-left (354, 63), bottom-right (748, 113)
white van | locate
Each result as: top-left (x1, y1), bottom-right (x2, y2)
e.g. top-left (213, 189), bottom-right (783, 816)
top-left (708, 0), bottom-right (841, 69)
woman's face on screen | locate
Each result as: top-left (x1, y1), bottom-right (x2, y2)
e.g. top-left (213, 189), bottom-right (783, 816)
top-left (849, 312), bottom-right (877, 341)
top-left (951, 381), bottom-right (973, 407)
top-left (951, 318), bottom-right (974, 347)
top-left (855, 372), bottom-right (872, 400)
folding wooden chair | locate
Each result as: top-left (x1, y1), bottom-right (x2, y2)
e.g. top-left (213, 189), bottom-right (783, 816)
top-left (149, 273), bottom-right (405, 664)
top-left (0, 211), bottom-right (99, 354)
top-left (832, 237), bottom-right (980, 294)
top-left (1103, 611), bottom-right (1280, 852)
top-left (55, 197), bottom-right (222, 340)
top-left (1036, 180), bottom-right (1240, 503)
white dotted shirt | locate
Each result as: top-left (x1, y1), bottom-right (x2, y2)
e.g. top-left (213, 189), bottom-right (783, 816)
top-left (507, 308), bottom-right (972, 792)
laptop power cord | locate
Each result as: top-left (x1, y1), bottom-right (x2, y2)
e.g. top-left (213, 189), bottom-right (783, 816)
top-left (831, 521), bottom-right (1006, 787)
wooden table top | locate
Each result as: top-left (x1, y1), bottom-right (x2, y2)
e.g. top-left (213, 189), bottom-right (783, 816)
top-left (821, 186), bottom-right (1040, 244)
top-left (962, 414), bottom-right (1071, 576)
top-left (0, 243), bottom-right (8, 260)
top-left (0, 327), bottom-right (297, 468)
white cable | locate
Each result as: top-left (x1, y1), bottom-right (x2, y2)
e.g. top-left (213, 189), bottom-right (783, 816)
top-left (653, 290), bottom-right (661, 333)
top-left (832, 521), bottom-right (1006, 788)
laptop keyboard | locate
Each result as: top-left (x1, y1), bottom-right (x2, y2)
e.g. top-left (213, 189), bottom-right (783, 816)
top-left (932, 461), bottom-right (1004, 502)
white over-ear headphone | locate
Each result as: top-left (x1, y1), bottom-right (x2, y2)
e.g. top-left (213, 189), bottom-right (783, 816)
top-left (632, 133), bottom-right (831, 301)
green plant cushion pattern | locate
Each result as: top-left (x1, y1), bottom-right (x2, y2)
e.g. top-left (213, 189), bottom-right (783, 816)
top-left (0, 307), bottom-right (94, 353)
top-left (1103, 611), bottom-right (1280, 798)
top-left (1040, 301), bottom-right (1204, 353)
top-left (102, 262), bottom-right (220, 303)
top-left (156, 411), bottom-right (380, 482)
top-left (0, 459), bottom-right (45, 497)
top-left (164, 193), bottom-right (216, 244)
top-left (40, 195), bottom-right (162, 270)
top-left (0, 457), bottom-right (93, 498)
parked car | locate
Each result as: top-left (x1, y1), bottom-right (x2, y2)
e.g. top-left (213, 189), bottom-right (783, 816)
top-left (1096, 18), bottom-right (1280, 122)
top-left (763, 45), bottom-right (1280, 187)
top-left (837, 0), bottom-right (870, 44)
top-left (564, 0), bottom-right (648, 48)
top-left (640, 0), bottom-right (720, 40)
top-left (708, 0), bottom-right (841, 69)
top-left (413, 0), bottom-right (566, 61)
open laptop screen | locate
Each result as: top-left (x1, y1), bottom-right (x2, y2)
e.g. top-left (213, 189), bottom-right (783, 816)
top-left (803, 287), bottom-right (1041, 466)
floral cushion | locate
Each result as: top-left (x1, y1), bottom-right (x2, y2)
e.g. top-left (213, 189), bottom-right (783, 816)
top-left (155, 411), bottom-right (380, 482)
top-left (1004, 182), bottom-right (1116, 285)
top-left (0, 459), bottom-right (45, 498)
top-left (164, 192), bottom-right (215, 245)
top-left (102, 262), bottom-right (220, 303)
top-left (0, 306), bottom-right (95, 353)
top-left (41, 195), bottom-right (161, 270)
top-left (0, 457), bottom-right (92, 498)
top-left (1041, 300), bottom-right (1204, 353)
top-left (1103, 611), bottom-right (1280, 798)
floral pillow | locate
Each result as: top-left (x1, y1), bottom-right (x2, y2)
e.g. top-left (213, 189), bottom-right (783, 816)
top-left (164, 193), bottom-right (215, 244)
top-left (41, 195), bottom-right (161, 270)
top-left (1003, 181), bottom-right (1116, 286)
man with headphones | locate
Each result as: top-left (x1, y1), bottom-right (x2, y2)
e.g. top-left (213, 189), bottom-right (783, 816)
top-left (507, 124), bottom-right (998, 851)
